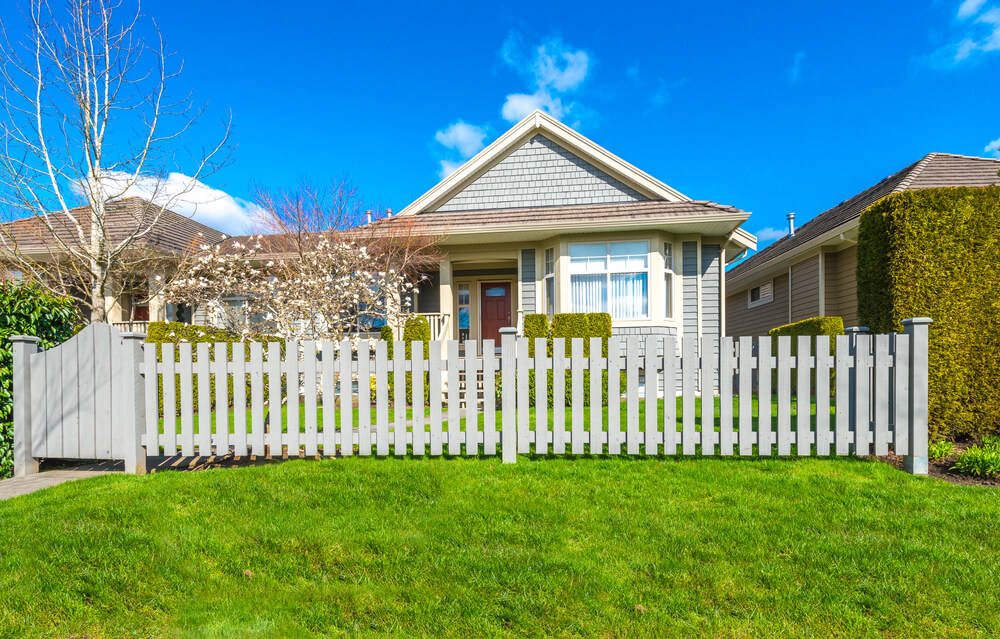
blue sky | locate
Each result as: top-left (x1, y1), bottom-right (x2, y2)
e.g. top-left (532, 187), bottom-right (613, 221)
top-left (4, 0), bottom-right (998, 250)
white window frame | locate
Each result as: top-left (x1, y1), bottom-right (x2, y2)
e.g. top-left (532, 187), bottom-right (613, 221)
top-left (663, 242), bottom-right (674, 319)
top-left (543, 247), bottom-right (555, 317)
top-left (747, 280), bottom-right (774, 308)
top-left (569, 239), bottom-right (650, 320)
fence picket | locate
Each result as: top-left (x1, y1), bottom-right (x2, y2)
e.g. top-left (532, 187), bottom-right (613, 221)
top-left (501, 332), bottom-right (516, 462)
top-left (268, 342), bottom-right (283, 457)
top-left (643, 336), bottom-right (659, 455)
top-left (394, 341), bottom-right (406, 457)
top-left (339, 340), bottom-right (352, 456)
top-left (815, 335), bottom-right (832, 456)
top-left (231, 345), bottom-right (247, 457)
top-left (321, 341), bottom-right (335, 455)
top-left (625, 337), bottom-right (640, 455)
top-left (681, 336), bottom-right (696, 455)
top-left (701, 336), bottom-right (717, 456)
top-left (720, 337), bottom-right (734, 456)
top-left (197, 343), bottom-right (212, 455)
top-left (302, 341), bottom-right (318, 457)
top-left (571, 338), bottom-right (586, 455)
top-left (465, 340), bottom-right (480, 455)
top-left (358, 341), bottom-right (372, 456)
top-left (758, 336), bottom-right (773, 456)
top-left (144, 343), bottom-right (158, 457)
top-left (429, 344), bottom-right (443, 456)
top-left (214, 342), bottom-right (228, 456)
top-left (179, 342), bottom-right (194, 456)
top-left (77, 329), bottom-right (94, 458)
top-left (835, 335), bottom-right (851, 456)
top-left (777, 336), bottom-right (792, 456)
top-left (893, 334), bottom-right (910, 455)
top-left (285, 342), bottom-right (299, 457)
top-left (533, 338), bottom-right (547, 454)
top-left (590, 337), bottom-right (603, 455)
top-left (375, 340), bottom-right (389, 456)
top-left (662, 336), bottom-right (676, 456)
top-left (608, 337), bottom-right (623, 455)
top-left (61, 336), bottom-right (79, 458)
top-left (552, 338), bottom-right (567, 455)
top-left (447, 340), bottom-right (460, 456)
top-left (796, 335), bottom-right (811, 456)
top-left (412, 340), bottom-right (426, 456)
top-left (250, 342), bottom-right (266, 456)
top-left (482, 340), bottom-right (497, 456)
top-left (517, 338), bottom-right (530, 454)
top-left (738, 337), bottom-right (753, 455)
top-left (874, 334), bottom-right (890, 456)
top-left (855, 334), bottom-right (871, 456)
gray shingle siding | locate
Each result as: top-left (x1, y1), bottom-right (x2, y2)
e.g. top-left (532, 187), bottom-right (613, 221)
top-left (701, 244), bottom-right (721, 390)
top-left (520, 249), bottom-right (536, 313)
top-left (436, 135), bottom-right (648, 212)
top-left (682, 242), bottom-right (699, 337)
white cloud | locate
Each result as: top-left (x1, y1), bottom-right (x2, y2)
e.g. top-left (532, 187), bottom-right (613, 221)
top-left (754, 227), bottom-right (788, 242)
top-left (438, 160), bottom-right (463, 179)
top-left (81, 171), bottom-right (261, 234)
top-left (500, 35), bottom-right (590, 123)
top-left (434, 121), bottom-right (488, 159)
top-left (958, 0), bottom-right (987, 19)
top-left (986, 137), bottom-right (1000, 157)
top-left (788, 51), bottom-right (806, 83)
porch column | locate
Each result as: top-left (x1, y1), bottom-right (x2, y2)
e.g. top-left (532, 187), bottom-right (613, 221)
top-left (147, 271), bottom-right (166, 322)
top-left (438, 258), bottom-right (453, 358)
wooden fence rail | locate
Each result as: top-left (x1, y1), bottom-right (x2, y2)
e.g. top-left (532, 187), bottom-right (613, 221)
top-left (11, 318), bottom-right (931, 476)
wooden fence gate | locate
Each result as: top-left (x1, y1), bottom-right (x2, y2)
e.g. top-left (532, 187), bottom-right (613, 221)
top-left (10, 318), bottom-right (932, 476)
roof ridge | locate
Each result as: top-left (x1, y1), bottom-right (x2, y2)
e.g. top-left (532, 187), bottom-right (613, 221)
top-left (893, 154), bottom-right (938, 193)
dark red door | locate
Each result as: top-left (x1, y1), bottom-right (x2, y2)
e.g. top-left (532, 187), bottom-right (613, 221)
top-left (480, 282), bottom-right (511, 344)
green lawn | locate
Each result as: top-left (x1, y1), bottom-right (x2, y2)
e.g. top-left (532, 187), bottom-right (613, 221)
top-left (1, 457), bottom-right (998, 637)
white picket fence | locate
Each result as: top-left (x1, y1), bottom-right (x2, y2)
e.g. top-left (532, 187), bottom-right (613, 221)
top-left (10, 318), bottom-right (931, 476)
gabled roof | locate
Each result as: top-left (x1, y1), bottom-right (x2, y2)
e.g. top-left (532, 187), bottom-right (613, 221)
top-left (728, 152), bottom-right (1000, 281)
top-left (399, 110), bottom-right (688, 216)
top-left (0, 197), bottom-right (226, 256)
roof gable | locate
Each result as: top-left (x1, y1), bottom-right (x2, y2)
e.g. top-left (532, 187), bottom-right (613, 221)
top-left (400, 110), bottom-right (688, 215)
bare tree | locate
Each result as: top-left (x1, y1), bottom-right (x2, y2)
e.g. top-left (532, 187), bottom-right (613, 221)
top-left (0, 0), bottom-right (230, 321)
top-left (165, 182), bottom-right (440, 341)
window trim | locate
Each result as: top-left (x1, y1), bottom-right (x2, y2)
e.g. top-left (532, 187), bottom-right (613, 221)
top-left (747, 280), bottom-right (774, 309)
top-left (568, 239), bottom-right (650, 319)
top-left (663, 242), bottom-right (675, 319)
top-left (543, 247), bottom-right (555, 317)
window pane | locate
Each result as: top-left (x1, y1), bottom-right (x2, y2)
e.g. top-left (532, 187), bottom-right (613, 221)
top-left (610, 273), bottom-right (647, 319)
top-left (571, 274), bottom-right (606, 313)
top-left (544, 248), bottom-right (554, 275)
top-left (485, 286), bottom-right (507, 297)
top-left (545, 277), bottom-right (555, 316)
top-left (458, 307), bottom-right (470, 329)
top-left (665, 273), bottom-right (672, 317)
top-left (750, 287), bottom-right (761, 302)
top-left (458, 283), bottom-right (470, 306)
top-left (664, 243), bottom-right (673, 271)
top-left (570, 243), bottom-right (606, 258)
top-left (609, 240), bottom-right (648, 257)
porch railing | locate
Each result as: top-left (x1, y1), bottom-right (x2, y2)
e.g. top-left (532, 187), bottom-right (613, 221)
top-left (112, 321), bottom-right (150, 333)
top-left (417, 313), bottom-right (450, 341)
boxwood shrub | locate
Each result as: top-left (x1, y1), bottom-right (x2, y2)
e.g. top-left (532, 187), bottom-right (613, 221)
top-left (0, 282), bottom-right (78, 478)
top-left (858, 186), bottom-right (1000, 440)
top-left (380, 316), bottom-right (431, 406)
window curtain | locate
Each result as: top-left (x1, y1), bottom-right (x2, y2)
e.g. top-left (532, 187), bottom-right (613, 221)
top-left (571, 274), bottom-right (606, 313)
top-left (610, 273), bottom-right (647, 319)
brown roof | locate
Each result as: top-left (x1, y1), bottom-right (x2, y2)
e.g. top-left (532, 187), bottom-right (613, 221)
top-left (376, 199), bottom-right (749, 234)
top-left (0, 197), bottom-right (225, 255)
top-left (728, 153), bottom-right (1000, 279)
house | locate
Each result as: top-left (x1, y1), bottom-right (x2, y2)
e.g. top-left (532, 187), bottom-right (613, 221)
top-left (378, 110), bottom-right (757, 346)
top-left (725, 153), bottom-right (1000, 336)
top-left (0, 197), bottom-right (225, 327)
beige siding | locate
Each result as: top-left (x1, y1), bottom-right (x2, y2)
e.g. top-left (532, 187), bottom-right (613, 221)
top-left (725, 272), bottom-right (790, 337)
top-left (824, 246), bottom-right (858, 326)
top-left (790, 255), bottom-right (820, 322)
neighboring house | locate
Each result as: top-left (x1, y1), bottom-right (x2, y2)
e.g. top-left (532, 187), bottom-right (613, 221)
top-left (0, 197), bottom-right (225, 327)
top-left (726, 153), bottom-right (1000, 336)
top-left (378, 110), bottom-right (757, 346)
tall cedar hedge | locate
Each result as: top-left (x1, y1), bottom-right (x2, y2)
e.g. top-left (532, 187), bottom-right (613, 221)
top-left (519, 313), bottom-right (613, 406)
top-left (0, 283), bottom-right (78, 478)
top-left (857, 186), bottom-right (1000, 440)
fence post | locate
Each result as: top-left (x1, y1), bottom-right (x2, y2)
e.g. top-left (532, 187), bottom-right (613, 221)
top-left (901, 318), bottom-right (932, 475)
top-left (500, 327), bottom-right (517, 464)
top-left (10, 336), bottom-right (41, 476)
top-left (121, 332), bottom-right (148, 474)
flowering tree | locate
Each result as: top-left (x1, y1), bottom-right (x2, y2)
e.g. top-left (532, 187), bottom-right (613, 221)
top-left (164, 184), bottom-right (439, 341)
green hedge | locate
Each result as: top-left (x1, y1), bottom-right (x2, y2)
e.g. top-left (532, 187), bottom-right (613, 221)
top-left (768, 317), bottom-right (844, 393)
top-left (0, 283), bottom-right (78, 478)
top-left (145, 322), bottom-right (281, 415)
top-left (857, 186), bottom-right (1000, 440)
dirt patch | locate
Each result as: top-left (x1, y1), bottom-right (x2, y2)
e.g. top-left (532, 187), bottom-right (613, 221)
top-left (876, 443), bottom-right (1000, 487)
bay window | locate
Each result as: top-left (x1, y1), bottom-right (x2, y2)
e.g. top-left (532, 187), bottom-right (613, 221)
top-left (569, 240), bottom-right (649, 319)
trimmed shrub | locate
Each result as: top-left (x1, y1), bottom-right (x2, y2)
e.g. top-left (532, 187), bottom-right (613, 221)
top-left (857, 186), bottom-right (1000, 440)
top-left (523, 314), bottom-right (550, 356)
top-left (551, 312), bottom-right (613, 405)
top-left (380, 317), bottom-right (431, 406)
top-left (0, 282), bottom-right (78, 478)
top-left (768, 316), bottom-right (844, 393)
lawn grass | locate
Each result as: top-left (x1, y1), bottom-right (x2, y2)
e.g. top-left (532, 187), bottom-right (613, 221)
top-left (1, 457), bottom-right (998, 637)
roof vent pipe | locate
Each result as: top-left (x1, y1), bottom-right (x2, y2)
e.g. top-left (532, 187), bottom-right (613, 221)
top-left (787, 212), bottom-right (796, 237)
top-left (366, 210), bottom-right (373, 224)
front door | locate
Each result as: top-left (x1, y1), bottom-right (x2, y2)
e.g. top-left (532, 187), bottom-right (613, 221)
top-left (480, 282), bottom-right (512, 344)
